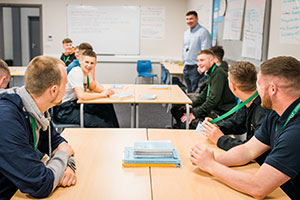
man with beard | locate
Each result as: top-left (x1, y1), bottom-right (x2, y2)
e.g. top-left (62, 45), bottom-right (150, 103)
top-left (0, 56), bottom-right (76, 199)
top-left (190, 56), bottom-right (300, 199)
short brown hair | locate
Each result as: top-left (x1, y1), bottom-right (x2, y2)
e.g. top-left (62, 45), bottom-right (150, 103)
top-left (198, 49), bottom-right (216, 57)
top-left (260, 56), bottom-right (300, 90)
top-left (0, 59), bottom-right (10, 77)
top-left (186, 11), bottom-right (198, 17)
top-left (25, 56), bottom-right (64, 97)
top-left (62, 38), bottom-right (72, 44)
top-left (210, 46), bottom-right (224, 61)
top-left (229, 62), bottom-right (257, 92)
top-left (79, 43), bottom-right (93, 51)
top-left (82, 50), bottom-right (97, 58)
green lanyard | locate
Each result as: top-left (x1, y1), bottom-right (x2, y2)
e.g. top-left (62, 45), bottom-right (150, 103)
top-left (210, 91), bottom-right (259, 124)
top-left (80, 65), bottom-right (90, 91)
top-left (273, 101), bottom-right (300, 148)
top-left (84, 76), bottom-right (89, 91)
top-left (206, 64), bottom-right (217, 100)
top-left (63, 55), bottom-right (70, 64)
top-left (29, 115), bottom-right (39, 151)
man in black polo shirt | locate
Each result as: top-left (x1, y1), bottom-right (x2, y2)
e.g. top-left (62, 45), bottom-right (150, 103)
top-left (190, 56), bottom-right (300, 199)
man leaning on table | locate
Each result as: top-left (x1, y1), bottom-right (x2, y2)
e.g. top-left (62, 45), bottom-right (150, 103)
top-left (0, 59), bottom-right (10, 90)
top-left (190, 56), bottom-right (300, 199)
top-left (0, 56), bottom-right (76, 199)
top-left (183, 10), bottom-right (211, 93)
top-left (202, 61), bottom-right (270, 151)
top-left (54, 49), bottom-right (119, 128)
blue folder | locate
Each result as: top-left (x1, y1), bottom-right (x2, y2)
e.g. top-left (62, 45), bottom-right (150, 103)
top-left (123, 146), bottom-right (181, 167)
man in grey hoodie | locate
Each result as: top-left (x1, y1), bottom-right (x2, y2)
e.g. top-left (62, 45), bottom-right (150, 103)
top-left (0, 56), bottom-right (76, 199)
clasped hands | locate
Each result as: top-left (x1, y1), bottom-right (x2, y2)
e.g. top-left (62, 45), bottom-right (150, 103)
top-left (56, 142), bottom-right (77, 187)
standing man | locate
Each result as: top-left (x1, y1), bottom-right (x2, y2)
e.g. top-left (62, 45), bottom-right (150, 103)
top-left (190, 56), bottom-right (300, 199)
top-left (0, 59), bottom-right (10, 89)
top-left (183, 10), bottom-right (211, 93)
top-left (0, 56), bottom-right (76, 199)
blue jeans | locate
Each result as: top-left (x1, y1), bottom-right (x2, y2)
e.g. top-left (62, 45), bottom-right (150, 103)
top-left (183, 66), bottom-right (203, 93)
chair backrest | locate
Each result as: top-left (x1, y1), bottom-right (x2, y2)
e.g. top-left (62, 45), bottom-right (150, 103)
top-left (161, 65), bottom-right (168, 84)
top-left (137, 60), bottom-right (152, 74)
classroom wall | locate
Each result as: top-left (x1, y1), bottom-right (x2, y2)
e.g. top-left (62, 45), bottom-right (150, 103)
top-left (0, 0), bottom-right (188, 83)
top-left (3, 7), bottom-right (13, 60)
top-left (211, 0), bottom-right (299, 66)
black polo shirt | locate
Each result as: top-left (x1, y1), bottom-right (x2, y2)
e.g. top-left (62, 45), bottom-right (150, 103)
top-left (255, 97), bottom-right (300, 199)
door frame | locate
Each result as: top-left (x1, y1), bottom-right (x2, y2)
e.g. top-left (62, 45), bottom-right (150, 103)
top-left (0, 4), bottom-right (43, 61)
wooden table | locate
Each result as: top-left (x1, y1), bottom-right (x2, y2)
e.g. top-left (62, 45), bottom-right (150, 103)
top-left (161, 62), bottom-right (184, 84)
top-left (13, 128), bottom-right (288, 200)
top-left (134, 84), bottom-right (192, 129)
top-left (8, 66), bottom-right (27, 76)
top-left (8, 67), bottom-right (27, 87)
top-left (148, 129), bottom-right (289, 200)
top-left (12, 128), bottom-right (151, 200)
top-left (77, 84), bottom-right (136, 128)
top-left (78, 84), bottom-right (192, 129)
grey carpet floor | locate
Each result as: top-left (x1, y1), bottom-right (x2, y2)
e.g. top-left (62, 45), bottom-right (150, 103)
top-left (113, 104), bottom-right (172, 128)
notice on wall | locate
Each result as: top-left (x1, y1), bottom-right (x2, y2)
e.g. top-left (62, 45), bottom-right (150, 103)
top-left (241, 0), bottom-right (266, 60)
top-left (223, 0), bottom-right (245, 40)
top-left (280, 0), bottom-right (300, 44)
top-left (141, 6), bottom-right (165, 40)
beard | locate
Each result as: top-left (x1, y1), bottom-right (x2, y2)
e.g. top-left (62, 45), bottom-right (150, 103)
top-left (261, 92), bottom-right (272, 110)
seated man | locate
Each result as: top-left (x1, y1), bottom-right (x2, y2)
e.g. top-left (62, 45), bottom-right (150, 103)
top-left (210, 45), bottom-right (228, 72)
top-left (171, 49), bottom-right (236, 129)
top-left (190, 56), bottom-right (300, 199)
top-left (55, 50), bottom-right (119, 128)
top-left (60, 38), bottom-right (76, 66)
top-left (189, 46), bottom-right (229, 100)
top-left (201, 61), bottom-right (270, 151)
top-left (67, 42), bottom-right (95, 79)
top-left (0, 56), bottom-right (76, 199)
top-left (0, 59), bottom-right (10, 89)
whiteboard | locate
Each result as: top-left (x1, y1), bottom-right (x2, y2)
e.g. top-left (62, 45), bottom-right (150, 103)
top-left (67, 5), bottom-right (140, 55)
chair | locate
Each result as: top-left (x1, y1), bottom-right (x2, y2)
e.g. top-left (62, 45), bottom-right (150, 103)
top-left (161, 64), bottom-right (170, 84)
top-left (135, 60), bottom-right (157, 84)
top-left (50, 108), bottom-right (80, 133)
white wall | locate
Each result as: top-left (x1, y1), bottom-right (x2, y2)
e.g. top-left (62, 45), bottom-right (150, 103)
top-left (3, 7), bottom-right (13, 60)
top-left (268, 1), bottom-right (300, 60)
top-left (21, 7), bottom-right (39, 65)
top-left (0, 0), bottom-right (188, 83)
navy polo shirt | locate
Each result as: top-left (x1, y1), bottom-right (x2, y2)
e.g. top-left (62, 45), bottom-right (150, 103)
top-left (255, 97), bottom-right (300, 199)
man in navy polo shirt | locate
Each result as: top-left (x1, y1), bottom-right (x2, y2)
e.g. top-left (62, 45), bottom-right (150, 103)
top-left (190, 56), bottom-right (300, 199)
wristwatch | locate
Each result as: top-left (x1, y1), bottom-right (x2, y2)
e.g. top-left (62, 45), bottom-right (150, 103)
top-left (67, 156), bottom-right (76, 171)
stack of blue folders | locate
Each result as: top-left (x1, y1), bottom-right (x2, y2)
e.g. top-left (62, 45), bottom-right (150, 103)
top-left (122, 141), bottom-right (181, 167)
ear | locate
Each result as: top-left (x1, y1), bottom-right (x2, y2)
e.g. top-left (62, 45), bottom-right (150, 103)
top-left (269, 83), bottom-right (278, 96)
top-left (49, 85), bottom-right (58, 96)
top-left (0, 76), bottom-right (5, 88)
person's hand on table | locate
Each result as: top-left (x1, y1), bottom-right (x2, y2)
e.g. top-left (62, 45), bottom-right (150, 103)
top-left (202, 119), bottom-right (224, 144)
top-left (59, 166), bottom-right (77, 187)
top-left (190, 144), bottom-right (215, 173)
top-left (56, 142), bottom-right (74, 157)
